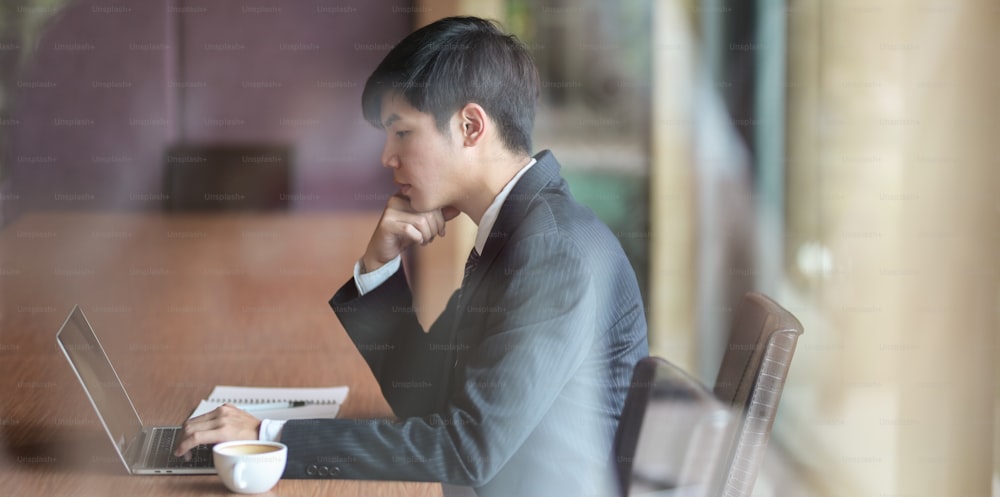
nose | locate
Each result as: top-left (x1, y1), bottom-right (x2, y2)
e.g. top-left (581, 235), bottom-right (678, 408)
top-left (381, 140), bottom-right (399, 169)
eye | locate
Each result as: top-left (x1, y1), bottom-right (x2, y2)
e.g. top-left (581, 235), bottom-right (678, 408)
top-left (395, 130), bottom-right (410, 139)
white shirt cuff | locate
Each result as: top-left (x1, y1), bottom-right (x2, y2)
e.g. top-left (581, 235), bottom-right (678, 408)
top-left (353, 255), bottom-right (401, 296)
top-left (258, 418), bottom-right (286, 442)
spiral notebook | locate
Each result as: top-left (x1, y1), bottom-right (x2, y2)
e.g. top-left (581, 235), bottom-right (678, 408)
top-left (188, 385), bottom-right (349, 420)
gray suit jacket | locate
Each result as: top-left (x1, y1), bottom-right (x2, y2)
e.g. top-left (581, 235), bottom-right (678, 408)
top-left (280, 150), bottom-right (648, 497)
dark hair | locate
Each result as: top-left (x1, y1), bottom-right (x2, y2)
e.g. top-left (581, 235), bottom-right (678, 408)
top-left (361, 16), bottom-right (539, 155)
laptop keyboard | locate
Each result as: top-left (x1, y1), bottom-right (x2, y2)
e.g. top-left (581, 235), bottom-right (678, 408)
top-left (145, 428), bottom-right (213, 469)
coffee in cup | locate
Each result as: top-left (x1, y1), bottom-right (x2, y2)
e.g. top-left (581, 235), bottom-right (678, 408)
top-left (213, 440), bottom-right (287, 494)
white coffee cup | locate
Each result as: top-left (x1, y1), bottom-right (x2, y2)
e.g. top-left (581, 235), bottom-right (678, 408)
top-left (213, 440), bottom-right (287, 494)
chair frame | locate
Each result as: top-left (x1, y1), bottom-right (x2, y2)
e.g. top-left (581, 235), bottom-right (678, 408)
top-left (615, 357), bottom-right (731, 497)
top-left (711, 292), bottom-right (804, 497)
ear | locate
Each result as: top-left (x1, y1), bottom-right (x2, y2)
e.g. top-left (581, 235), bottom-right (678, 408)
top-left (457, 103), bottom-right (487, 147)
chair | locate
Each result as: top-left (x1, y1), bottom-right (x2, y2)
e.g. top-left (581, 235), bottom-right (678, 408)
top-left (711, 292), bottom-right (804, 497)
top-left (615, 357), bottom-right (733, 497)
top-left (162, 143), bottom-right (292, 211)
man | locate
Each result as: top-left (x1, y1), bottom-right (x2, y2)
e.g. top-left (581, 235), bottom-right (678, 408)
top-left (175, 16), bottom-right (647, 497)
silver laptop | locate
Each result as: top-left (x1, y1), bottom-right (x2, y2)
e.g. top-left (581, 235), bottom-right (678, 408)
top-left (56, 305), bottom-right (215, 474)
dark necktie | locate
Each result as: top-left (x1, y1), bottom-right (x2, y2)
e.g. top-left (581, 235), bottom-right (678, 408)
top-left (452, 248), bottom-right (482, 365)
top-left (462, 248), bottom-right (480, 286)
top-left (452, 248), bottom-right (481, 321)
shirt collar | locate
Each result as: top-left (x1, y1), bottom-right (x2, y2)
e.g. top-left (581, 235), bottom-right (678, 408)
top-left (473, 158), bottom-right (537, 255)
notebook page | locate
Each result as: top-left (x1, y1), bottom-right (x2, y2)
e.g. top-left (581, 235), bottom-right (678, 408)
top-left (187, 385), bottom-right (349, 419)
top-left (206, 385), bottom-right (349, 404)
top-left (189, 400), bottom-right (343, 419)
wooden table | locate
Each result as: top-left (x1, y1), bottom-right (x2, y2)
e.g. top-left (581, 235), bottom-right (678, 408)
top-left (0, 212), bottom-right (443, 497)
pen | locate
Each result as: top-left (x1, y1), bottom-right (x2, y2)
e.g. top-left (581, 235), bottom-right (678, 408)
top-left (236, 401), bottom-right (307, 412)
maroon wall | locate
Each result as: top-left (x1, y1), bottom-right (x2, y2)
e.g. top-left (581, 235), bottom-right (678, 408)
top-left (5, 0), bottom-right (413, 217)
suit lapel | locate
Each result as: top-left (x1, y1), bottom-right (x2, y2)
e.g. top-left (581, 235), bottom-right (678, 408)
top-left (458, 150), bottom-right (562, 306)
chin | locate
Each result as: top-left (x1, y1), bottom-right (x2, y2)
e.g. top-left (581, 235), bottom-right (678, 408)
top-left (405, 190), bottom-right (443, 213)
top-left (406, 196), bottom-right (429, 212)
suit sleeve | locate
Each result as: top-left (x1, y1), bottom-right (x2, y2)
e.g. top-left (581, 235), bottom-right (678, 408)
top-left (281, 234), bottom-right (598, 486)
top-left (329, 266), bottom-right (458, 418)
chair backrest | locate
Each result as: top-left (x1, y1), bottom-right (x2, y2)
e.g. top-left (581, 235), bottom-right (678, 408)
top-left (615, 357), bottom-right (732, 497)
top-left (712, 292), bottom-right (804, 497)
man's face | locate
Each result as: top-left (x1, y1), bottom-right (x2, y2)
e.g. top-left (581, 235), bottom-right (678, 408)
top-left (378, 92), bottom-right (464, 213)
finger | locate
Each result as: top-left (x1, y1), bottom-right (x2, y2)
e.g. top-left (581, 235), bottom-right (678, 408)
top-left (173, 422), bottom-right (205, 457)
top-left (441, 206), bottom-right (461, 221)
top-left (173, 430), bottom-right (203, 457)
top-left (174, 425), bottom-right (228, 457)
top-left (430, 209), bottom-right (447, 237)
top-left (174, 417), bottom-right (247, 457)
top-left (436, 206), bottom-right (461, 237)
top-left (386, 193), bottom-right (416, 213)
top-left (400, 214), bottom-right (436, 245)
top-left (400, 223), bottom-right (426, 245)
top-left (173, 405), bottom-right (230, 457)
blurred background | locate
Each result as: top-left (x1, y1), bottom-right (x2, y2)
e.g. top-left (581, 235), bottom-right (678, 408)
top-left (0, 0), bottom-right (997, 496)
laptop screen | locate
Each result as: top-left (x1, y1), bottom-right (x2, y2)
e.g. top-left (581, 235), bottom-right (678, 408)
top-left (56, 306), bottom-right (142, 458)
